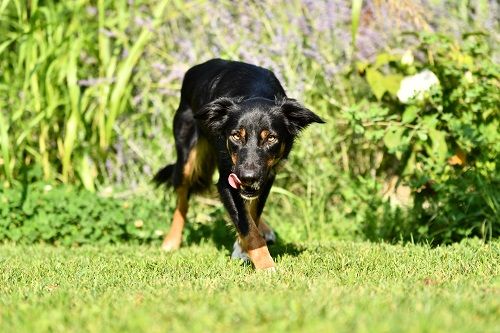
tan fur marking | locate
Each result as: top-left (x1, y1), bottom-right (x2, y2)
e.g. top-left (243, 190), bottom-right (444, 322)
top-left (240, 228), bottom-right (275, 270)
top-left (227, 138), bottom-right (238, 165)
top-left (279, 143), bottom-right (285, 157)
top-left (182, 138), bottom-right (216, 188)
top-left (162, 139), bottom-right (215, 251)
top-left (162, 186), bottom-right (188, 251)
top-left (239, 200), bottom-right (275, 269)
top-left (182, 147), bottom-right (197, 182)
top-left (239, 128), bottom-right (246, 139)
top-left (260, 130), bottom-right (270, 140)
top-left (245, 199), bottom-right (259, 221)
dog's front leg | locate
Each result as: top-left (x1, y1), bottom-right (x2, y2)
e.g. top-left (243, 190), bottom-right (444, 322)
top-left (239, 223), bottom-right (275, 271)
top-left (218, 183), bottom-right (275, 271)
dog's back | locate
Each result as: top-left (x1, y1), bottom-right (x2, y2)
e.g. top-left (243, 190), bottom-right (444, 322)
top-left (181, 59), bottom-right (287, 112)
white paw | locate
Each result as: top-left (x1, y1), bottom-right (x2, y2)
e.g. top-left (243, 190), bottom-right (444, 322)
top-left (263, 229), bottom-right (276, 243)
top-left (231, 240), bottom-right (250, 262)
top-left (161, 243), bottom-right (177, 252)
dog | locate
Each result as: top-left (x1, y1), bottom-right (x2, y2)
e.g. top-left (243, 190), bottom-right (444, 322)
top-left (153, 59), bottom-right (324, 270)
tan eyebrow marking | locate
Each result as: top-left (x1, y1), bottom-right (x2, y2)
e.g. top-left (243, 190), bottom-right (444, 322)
top-left (260, 130), bottom-right (270, 140)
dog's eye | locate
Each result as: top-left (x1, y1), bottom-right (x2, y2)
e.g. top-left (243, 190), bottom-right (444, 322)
top-left (267, 135), bottom-right (278, 144)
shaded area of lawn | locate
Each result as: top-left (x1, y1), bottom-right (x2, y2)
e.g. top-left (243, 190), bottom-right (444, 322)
top-left (0, 240), bottom-right (498, 333)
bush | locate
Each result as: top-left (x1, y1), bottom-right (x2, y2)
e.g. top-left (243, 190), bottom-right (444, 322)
top-left (0, 181), bottom-right (170, 245)
top-left (347, 32), bottom-right (499, 243)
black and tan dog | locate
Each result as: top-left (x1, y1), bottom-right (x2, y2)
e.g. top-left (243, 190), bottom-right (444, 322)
top-left (154, 59), bottom-right (323, 270)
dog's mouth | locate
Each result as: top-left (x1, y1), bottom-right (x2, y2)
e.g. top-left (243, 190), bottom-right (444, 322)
top-left (240, 187), bottom-right (259, 200)
top-left (228, 173), bottom-right (259, 200)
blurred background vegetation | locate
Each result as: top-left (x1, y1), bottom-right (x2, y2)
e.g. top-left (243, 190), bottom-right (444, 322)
top-left (0, 0), bottom-right (498, 246)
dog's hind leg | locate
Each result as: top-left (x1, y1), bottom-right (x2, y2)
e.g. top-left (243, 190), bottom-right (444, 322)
top-left (161, 144), bottom-right (195, 251)
top-left (258, 218), bottom-right (276, 244)
top-left (253, 177), bottom-right (276, 244)
top-left (162, 185), bottom-right (189, 251)
top-left (161, 101), bottom-right (198, 251)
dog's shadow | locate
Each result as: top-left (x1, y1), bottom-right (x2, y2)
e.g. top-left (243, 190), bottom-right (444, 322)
top-left (183, 218), bottom-right (305, 258)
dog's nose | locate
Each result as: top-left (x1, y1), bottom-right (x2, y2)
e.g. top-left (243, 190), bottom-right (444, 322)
top-left (239, 170), bottom-right (258, 185)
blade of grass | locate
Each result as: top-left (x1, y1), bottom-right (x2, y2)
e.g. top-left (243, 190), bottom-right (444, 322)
top-left (104, 0), bottom-right (170, 149)
top-left (0, 108), bottom-right (12, 181)
top-left (351, 0), bottom-right (363, 59)
top-left (62, 38), bottom-right (81, 183)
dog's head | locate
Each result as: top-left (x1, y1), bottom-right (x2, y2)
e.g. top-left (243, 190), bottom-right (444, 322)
top-left (196, 97), bottom-right (324, 200)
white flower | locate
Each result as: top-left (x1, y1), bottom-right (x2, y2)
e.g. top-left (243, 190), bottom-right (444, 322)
top-left (401, 50), bottom-right (414, 65)
top-left (464, 71), bottom-right (474, 83)
top-left (397, 69), bottom-right (439, 103)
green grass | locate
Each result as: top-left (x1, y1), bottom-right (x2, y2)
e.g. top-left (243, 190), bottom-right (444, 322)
top-left (1, 240), bottom-right (498, 332)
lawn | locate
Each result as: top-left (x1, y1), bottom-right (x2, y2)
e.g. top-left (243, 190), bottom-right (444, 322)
top-left (1, 240), bottom-right (498, 333)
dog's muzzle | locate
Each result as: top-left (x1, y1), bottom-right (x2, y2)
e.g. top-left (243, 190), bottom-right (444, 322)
top-left (228, 173), bottom-right (259, 200)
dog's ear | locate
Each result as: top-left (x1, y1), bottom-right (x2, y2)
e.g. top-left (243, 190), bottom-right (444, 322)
top-left (280, 98), bottom-right (325, 135)
top-left (195, 97), bottom-right (238, 132)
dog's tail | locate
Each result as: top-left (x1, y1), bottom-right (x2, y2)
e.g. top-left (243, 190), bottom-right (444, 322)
top-left (152, 164), bottom-right (175, 187)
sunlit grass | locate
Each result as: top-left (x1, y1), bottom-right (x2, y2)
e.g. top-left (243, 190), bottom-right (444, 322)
top-left (0, 240), bottom-right (498, 333)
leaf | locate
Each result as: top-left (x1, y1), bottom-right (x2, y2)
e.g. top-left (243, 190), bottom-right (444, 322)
top-left (384, 127), bottom-right (405, 152)
top-left (77, 154), bottom-right (96, 192)
top-left (383, 74), bottom-right (404, 96)
top-left (366, 69), bottom-right (403, 100)
top-left (417, 130), bottom-right (428, 141)
top-left (0, 39), bottom-right (14, 56)
top-left (402, 151), bottom-right (416, 175)
top-left (374, 53), bottom-right (398, 68)
top-left (428, 128), bottom-right (448, 162)
top-left (422, 115), bottom-right (438, 130)
top-left (402, 106), bottom-right (419, 124)
top-left (366, 68), bottom-right (386, 100)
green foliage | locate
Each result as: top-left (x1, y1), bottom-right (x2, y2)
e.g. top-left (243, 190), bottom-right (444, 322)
top-left (0, 181), bottom-right (170, 245)
top-left (0, 0), bottom-right (170, 189)
top-left (349, 32), bottom-right (500, 243)
top-left (0, 179), bottom-right (358, 246)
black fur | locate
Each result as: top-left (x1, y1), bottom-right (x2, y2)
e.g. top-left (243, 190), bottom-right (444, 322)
top-left (154, 58), bottom-right (324, 238)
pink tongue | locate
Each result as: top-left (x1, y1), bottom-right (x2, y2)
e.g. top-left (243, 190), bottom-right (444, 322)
top-left (228, 173), bottom-right (241, 189)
